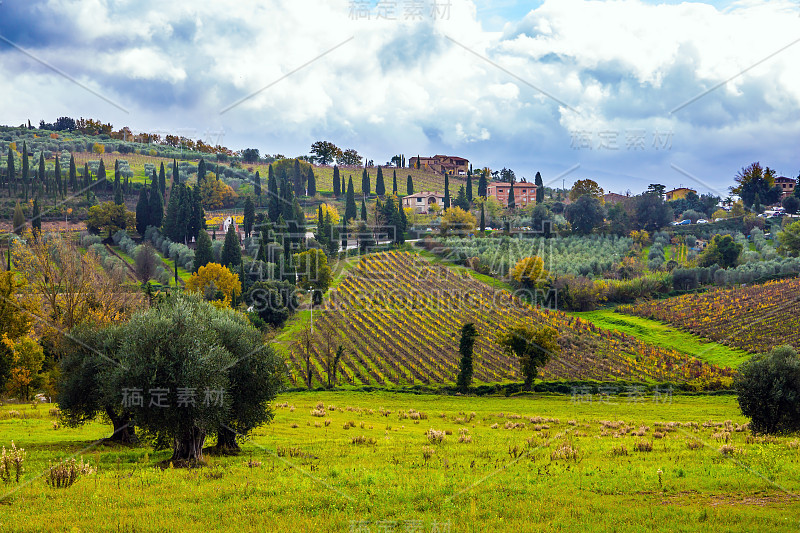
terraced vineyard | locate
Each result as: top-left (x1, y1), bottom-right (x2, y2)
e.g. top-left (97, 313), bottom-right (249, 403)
top-left (285, 252), bottom-right (733, 388)
top-left (619, 277), bottom-right (800, 353)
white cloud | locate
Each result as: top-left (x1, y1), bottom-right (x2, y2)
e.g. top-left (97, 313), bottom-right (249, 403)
top-left (0, 0), bottom-right (797, 191)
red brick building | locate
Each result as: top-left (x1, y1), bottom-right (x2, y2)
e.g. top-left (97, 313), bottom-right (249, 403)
top-left (487, 181), bottom-right (538, 208)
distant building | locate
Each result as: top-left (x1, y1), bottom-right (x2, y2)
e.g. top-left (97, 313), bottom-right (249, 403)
top-left (776, 176), bottom-right (796, 198)
top-left (487, 181), bottom-right (538, 208)
top-left (217, 215), bottom-right (243, 243)
top-left (402, 191), bottom-right (446, 214)
top-left (603, 192), bottom-right (630, 204)
top-left (409, 155), bottom-right (469, 175)
top-left (665, 187), bottom-right (696, 201)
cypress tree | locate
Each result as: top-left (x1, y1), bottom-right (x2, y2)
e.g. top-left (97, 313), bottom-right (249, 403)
top-left (7, 147), bottom-right (15, 196)
top-left (22, 141), bottom-right (29, 200)
top-left (54, 157), bottom-right (62, 200)
top-left (12, 200), bottom-right (25, 235)
top-left (407, 175), bottom-right (413, 195)
top-left (196, 158), bottom-right (205, 186)
top-left (177, 185), bottom-right (192, 243)
top-left (114, 182), bottom-right (124, 205)
top-left (31, 196), bottom-right (41, 233)
top-left (38, 152), bottom-right (46, 196)
top-left (316, 205), bottom-right (326, 246)
top-left (307, 167), bottom-right (316, 196)
top-left (341, 176), bottom-right (346, 197)
top-left (163, 184), bottom-right (182, 240)
top-left (466, 172), bottom-right (473, 203)
top-left (361, 197), bottom-right (367, 221)
top-left (293, 159), bottom-right (303, 196)
top-left (480, 202), bottom-right (485, 233)
top-left (267, 164), bottom-right (280, 222)
top-left (148, 170), bottom-right (164, 229)
top-left (159, 162), bottom-right (166, 197)
top-left (253, 170), bottom-right (261, 202)
top-left (84, 163), bottom-right (91, 190)
top-left (508, 180), bottom-right (515, 209)
top-left (340, 214), bottom-right (347, 251)
top-left (478, 171), bottom-right (487, 198)
top-left (221, 224), bottom-right (242, 268)
top-left (444, 174), bottom-right (450, 209)
top-left (135, 187), bottom-right (149, 235)
top-left (333, 165), bottom-right (340, 196)
top-left (361, 168), bottom-right (370, 196)
top-left (113, 160), bottom-right (122, 204)
top-left (392, 170), bottom-right (398, 195)
top-left (174, 159), bottom-right (181, 186)
top-left (535, 171), bottom-right (544, 203)
top-left (243, 196), bottom-right (255, 238)
top-left (456, 323), bottom-right (477, 392)
top-left (398, 199), bottom-right (407, 241)
top-left (345, 177), bottom-right (357, 222)
top-left (188, 185), bottom-right (205, 242)
top-left (68, 154), bottom-right (76, 192)
top-left (376, 166), bottom-right (385, 196)
top-left (455, 185), bottom-right (468, 210)
top-left (98, 159), bottom-right (106, 190)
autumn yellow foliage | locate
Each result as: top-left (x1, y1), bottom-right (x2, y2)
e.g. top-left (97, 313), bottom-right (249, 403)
top-left (319, 204), bottom-right (340, 225)
top-left (199, 178), bottom-right (238, 210)
top-left (510, 256), bottom-right (548, 288)
top-left (185, 263), bottom-right (241, 307)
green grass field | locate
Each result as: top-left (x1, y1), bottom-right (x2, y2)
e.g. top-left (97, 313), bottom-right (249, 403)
top-left (2, 391), bottom-right (798, 532)
top-left (575, 310), bottom-right (751, 369)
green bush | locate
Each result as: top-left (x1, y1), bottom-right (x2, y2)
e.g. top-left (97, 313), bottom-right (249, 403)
top-left (735, 345), bottom-right (800, 435)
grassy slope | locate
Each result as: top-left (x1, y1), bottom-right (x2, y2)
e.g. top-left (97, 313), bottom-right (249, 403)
top-left (413, 248), bottom-right (515, 292)
top-left (2, 393), bottom-right (799, 532)
top-left (575, 309), bottom-right (751, 369)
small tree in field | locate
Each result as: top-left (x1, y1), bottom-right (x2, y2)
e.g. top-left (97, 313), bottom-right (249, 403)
top-left (456, 323), bottom-right (478, 393)
top-left (497, 324), bottom-right (558, 391)
top-left (735, 345), bottom-right (800, 435)
top-left (134, 243), bottom-right (158, 282)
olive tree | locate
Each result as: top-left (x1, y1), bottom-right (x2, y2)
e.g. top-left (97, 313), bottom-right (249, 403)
top-left (58, 294), bottom-right (284, 461)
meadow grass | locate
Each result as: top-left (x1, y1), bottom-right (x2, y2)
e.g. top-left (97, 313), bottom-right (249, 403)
top-left (1, 392), bottom-right (798, 532)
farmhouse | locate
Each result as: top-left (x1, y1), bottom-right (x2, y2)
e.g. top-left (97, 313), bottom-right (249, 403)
top-left (402, 191), bottom-right (446, 214)
top-left (665, 187), bottom-right (696, 201)
top-left (409, 155), bottom-right (469, 175)
top-left (487, 181), bottom-right (538, 208)
top-left (776, 176), bottom-right (796, 198)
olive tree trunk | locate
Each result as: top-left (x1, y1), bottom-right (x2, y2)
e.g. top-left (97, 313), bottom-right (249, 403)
top-left (172, 426), bottom-right (206, 462)
top-left (105, 407), bottom-right (137, 444)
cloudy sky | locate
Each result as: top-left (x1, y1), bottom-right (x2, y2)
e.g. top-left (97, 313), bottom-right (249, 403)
top-left (0, 0), bottom-right (797, 195)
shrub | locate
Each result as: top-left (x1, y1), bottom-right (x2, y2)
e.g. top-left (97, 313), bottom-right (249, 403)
top-left (0, 442), bottom-right (26, 483)
top-left (45, 458), bottom-right (95, 489)
top-left (426, 428), bottom-right (446, 444)
top-left (735, 345), bottom-right (800, 435)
